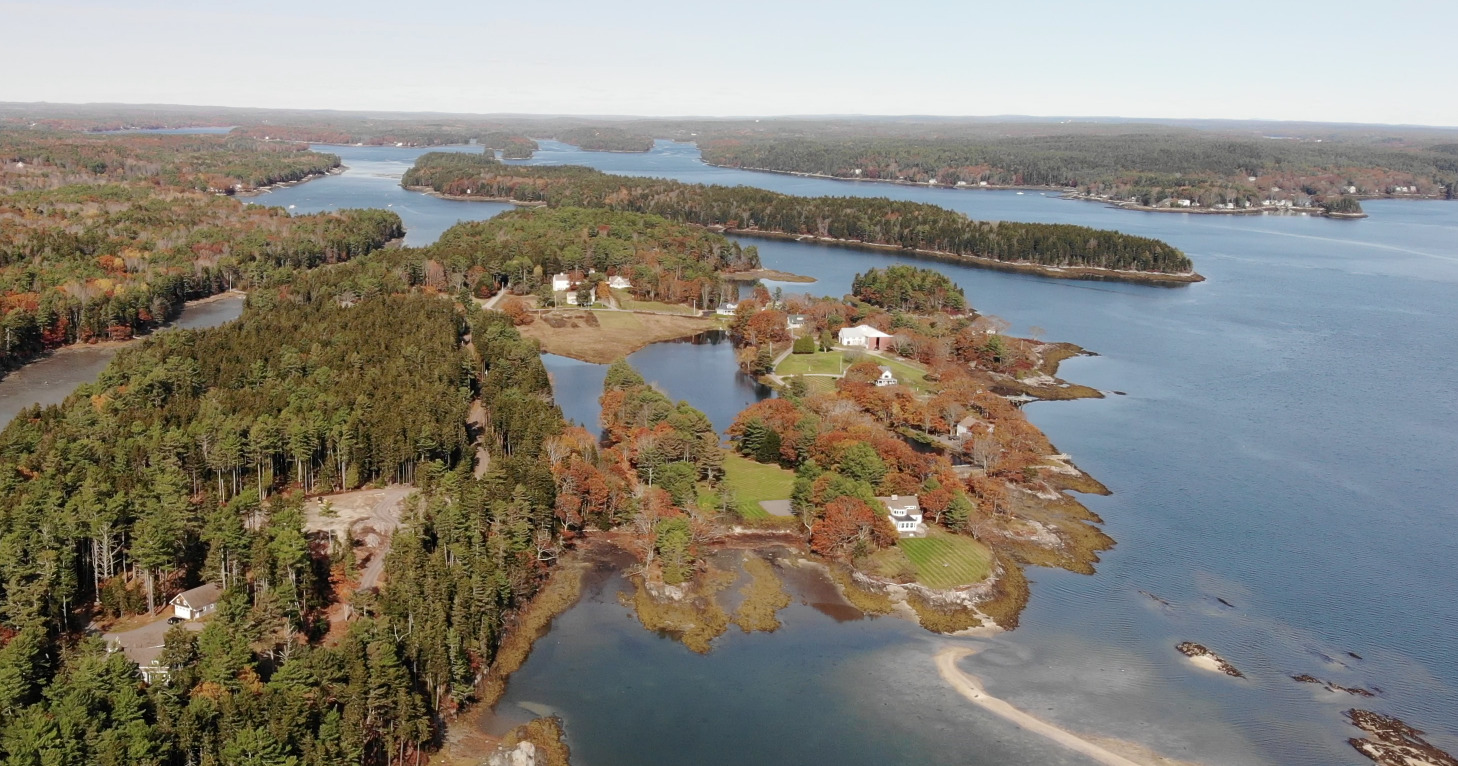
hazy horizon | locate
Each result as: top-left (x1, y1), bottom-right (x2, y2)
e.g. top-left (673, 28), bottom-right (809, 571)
top-left (3, 0), bottom-right (1456, 128)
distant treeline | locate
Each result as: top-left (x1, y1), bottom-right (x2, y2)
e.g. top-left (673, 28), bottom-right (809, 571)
top-left (0, 133), bottom-right (401, 375)
top-left (0, 130), bottom-right (339, 192)
top-left (403, 151), bottom-right (1195, 277)
top-left (553, 127), bottom-right (653, 152)
top-left (699, 134), bottom-right (1458, 204)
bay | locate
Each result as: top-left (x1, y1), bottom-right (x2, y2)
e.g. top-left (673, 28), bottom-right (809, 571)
top-left (219, 140), bottom-right (1458, 763)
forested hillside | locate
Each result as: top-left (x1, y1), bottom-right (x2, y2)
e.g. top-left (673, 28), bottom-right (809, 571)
top-left (554, 127), bottom-right (653, 153)
top-left (0, 270), bottom-right (568, 764)
top-left (699, 134), bottom-right (1458, 206)
top-left (404, 152), bottom-right (1196, 279)
top-left (0, 134), bottom-right (403, 375)
top-left (427, 206), bottom-right (758, 305)
top-left (0, 130), bottom-right (340, 193)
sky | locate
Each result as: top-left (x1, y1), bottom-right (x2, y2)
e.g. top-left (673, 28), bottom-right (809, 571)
top-left (3, 0), bottom-right (1456, 126)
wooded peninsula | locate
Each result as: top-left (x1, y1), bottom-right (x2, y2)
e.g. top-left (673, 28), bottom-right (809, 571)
top-left (402, 151), bottom-right (1199, 283)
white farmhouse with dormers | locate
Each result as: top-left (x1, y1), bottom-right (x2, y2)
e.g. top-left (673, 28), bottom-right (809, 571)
top-left (879, 495), bottom-right (926, 537)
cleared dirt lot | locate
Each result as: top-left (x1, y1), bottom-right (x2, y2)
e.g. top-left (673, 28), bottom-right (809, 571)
top-left (305, 484), bottom-right (413, 592)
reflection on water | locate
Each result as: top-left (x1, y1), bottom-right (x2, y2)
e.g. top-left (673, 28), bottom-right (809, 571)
top-left (542, 330), bottom-right (772, 436)
top-left (245, 144), bottom-right (512, 246)
top-left (486, 557), bottom-right (1267, 766)
top-left (0, 294), bottom-right (244, 426)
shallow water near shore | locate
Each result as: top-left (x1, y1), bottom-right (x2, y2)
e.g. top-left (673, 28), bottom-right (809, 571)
top-left (0, 293), bottom-right (245, 425)
top-left (230, 141), bottom-right (1458, 762)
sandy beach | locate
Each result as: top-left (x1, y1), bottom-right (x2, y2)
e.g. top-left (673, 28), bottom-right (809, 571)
top-left (935, 646), bottom-right (1193, 766)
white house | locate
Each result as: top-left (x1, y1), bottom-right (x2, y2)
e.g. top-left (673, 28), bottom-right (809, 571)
top-left (879, 495), bottom-right (925, 537)
top-left (837, 324), bottom-right (893, 350)
top-left (716, 302), bottom-right (739, 316)
top-left (550, 273), bottom-right (573, 292)
top-left (875, 366), bottom-right (898, 387)
top-left (954, 415), bottom-right (982, 438)
top-left (171, 583), bottom-right (223, 621)
top-left (786, 314), bottom-right (807, 331)
top-left (607, 275), bottom-right (631, 290)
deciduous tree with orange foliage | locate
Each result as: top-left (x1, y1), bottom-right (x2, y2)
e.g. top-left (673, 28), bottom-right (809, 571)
top-left (810, 496), bottom-right (896, 559)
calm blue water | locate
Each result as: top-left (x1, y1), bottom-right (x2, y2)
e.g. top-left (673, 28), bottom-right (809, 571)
top-left (253, 141), bottom-right (1458, 763)
top-left (542, 330), bottom-right (772, 436)
top-left (245, 144), bottom-right (512, 245)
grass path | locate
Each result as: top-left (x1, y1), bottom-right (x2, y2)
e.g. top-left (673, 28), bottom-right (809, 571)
top-left (699, 452), bottom-right (794, 520)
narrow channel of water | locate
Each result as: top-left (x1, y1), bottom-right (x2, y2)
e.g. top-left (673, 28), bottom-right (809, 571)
top-left (542, 330), bottom-right (772, 436)
top-left (242, 143), bottom-right (513, 246)
top-left (0, 294), bottom-right (246, 425)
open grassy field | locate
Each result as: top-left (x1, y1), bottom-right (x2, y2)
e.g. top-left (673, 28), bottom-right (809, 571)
top-left (514, 309), bottom-right (714, 363)
top-left (776, 350), bottom-right (845, 376)
top-left (699, 452), bottom-right (795, 520)
top-left (897, 528), bottom-right (994, 588)
top-left (869, 353), bottom-right (932, 392)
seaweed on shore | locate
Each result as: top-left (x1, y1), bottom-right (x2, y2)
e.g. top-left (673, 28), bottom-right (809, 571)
top-left (730, 554), bottom-right (792, 633)
top-left (1345, 709), bottom-right (1458, 766)
top-left (479, 560), bottom-right (589, 707)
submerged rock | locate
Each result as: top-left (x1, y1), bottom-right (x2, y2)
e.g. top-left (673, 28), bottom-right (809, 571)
top-left (1345, 709), bottom-right (1457, 766)
top-left (1291, 673), bottom-right (1376, 697)
top-left (1175, 641), bottom-right (1244, 677)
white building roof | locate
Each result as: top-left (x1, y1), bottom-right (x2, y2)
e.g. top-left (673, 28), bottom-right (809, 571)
top-left (841, 324), bottom-right (892, 339)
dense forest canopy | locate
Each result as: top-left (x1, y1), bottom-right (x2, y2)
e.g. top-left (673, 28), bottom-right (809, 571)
top-left (0, 265), bottom-right (568, 763)
top-left (0, 134), bottom-right (402, 375)
top-left (426, 205), bottom-right (758, 306)
top-left (0, 130), bottom-right (340, 193)
top-left (851, 265), bottom-right (968, 313)
top-left (403, 151), bottom-right (1195, 276)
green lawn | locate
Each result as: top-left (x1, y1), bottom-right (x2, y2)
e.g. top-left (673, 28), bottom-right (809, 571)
top-left (794, 375), bottom-right (839, 395)
top-left (700, 452), bottom-right (794, 520)
top-left (776, 350), bottom-right (845, 376)
top-left (897, 528), bottom-right (993, 588)
top-left (869, 353), bottom-right (931, 392)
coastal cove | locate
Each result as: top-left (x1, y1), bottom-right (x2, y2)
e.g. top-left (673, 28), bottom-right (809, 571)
top-left (231, 141), bottom-right (1458, 766)
top-left (0, 292), bottom-right (245, 426)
